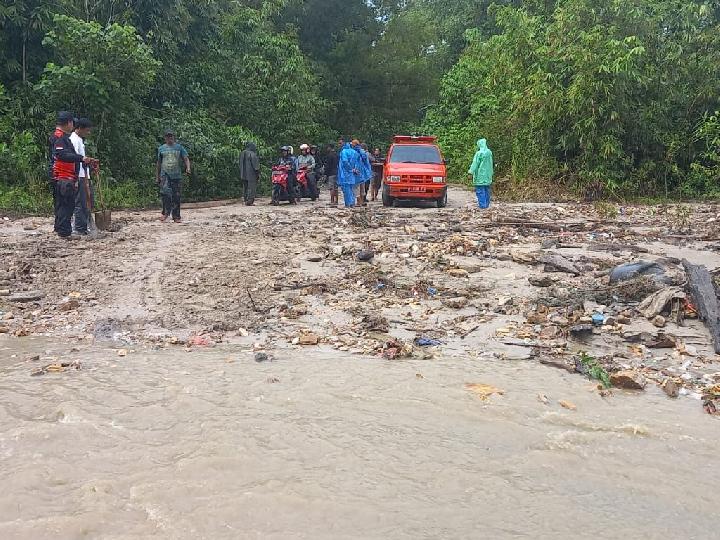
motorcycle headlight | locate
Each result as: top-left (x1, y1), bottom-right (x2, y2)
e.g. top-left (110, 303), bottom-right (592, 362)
top-left (432, 176), bottom-right (445, 183)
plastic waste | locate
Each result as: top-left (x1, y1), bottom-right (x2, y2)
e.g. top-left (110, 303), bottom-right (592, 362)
top-left (608, 261), bottom-right (668, 284)
top-left (591, 313), bottom-right (605, 325)
top-left (414, 336), bottom-right (443, 347)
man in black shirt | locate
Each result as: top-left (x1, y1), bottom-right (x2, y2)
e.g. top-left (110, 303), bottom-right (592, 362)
top-left (324, 143), bottom-right (339, 207)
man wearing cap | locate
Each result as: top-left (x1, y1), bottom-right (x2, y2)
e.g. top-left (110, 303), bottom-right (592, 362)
top-left (49, 111), bottom-right (89, 238)
top-left (71, 118), bottom-right (96, 235)
top-left (156, 130), bottom-right (190, 222)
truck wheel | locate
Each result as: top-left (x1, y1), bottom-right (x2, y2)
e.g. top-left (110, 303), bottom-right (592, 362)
top-left (436, 188), bottom-right (448, 208)
top-left (382, 185), bottom-right (394, 207)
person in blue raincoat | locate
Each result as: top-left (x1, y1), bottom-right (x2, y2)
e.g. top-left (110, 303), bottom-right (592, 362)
top-left (468, 138), bottom-right (494, 209)
top-left (353, 140), bottom-right (372, 206)
top-left (338, 142), bottom-right (359, 207)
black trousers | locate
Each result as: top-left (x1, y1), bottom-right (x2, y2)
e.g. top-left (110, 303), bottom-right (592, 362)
top-left (161, 178), bottom-right (182, 219)
top-left (53, 180), bottom-right (77, 237)
top-left (242, 177), bottom-right (258, 205)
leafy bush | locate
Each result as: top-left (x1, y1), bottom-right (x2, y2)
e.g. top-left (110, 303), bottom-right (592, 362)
top-left (426, 0), bottom-right (720, 198)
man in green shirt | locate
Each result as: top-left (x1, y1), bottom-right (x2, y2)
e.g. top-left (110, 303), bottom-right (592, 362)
top-left (156, 130), bottom-right (190, 222)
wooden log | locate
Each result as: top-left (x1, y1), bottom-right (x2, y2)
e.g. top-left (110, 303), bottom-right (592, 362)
top-left (588, 242), bottom-right (649, 253)
top-left (475, 220), bottom-right (589, 232)
top-left (539, 253), bottom-right (581, 275)
top-left (682, 259), bottom-right (720, 354)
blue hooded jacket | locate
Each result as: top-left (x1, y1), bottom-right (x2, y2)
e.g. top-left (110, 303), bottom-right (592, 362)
top-left (355, 145), bottom-right (373, 183)
top-left (338, 143), bottom-right (358, 186)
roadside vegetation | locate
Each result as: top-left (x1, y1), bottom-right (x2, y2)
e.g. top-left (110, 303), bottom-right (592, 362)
top-left (1, 0), bottom-right (718, 212)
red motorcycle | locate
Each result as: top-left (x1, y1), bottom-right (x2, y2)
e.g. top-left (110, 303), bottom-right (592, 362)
top-left (271, 164), bottom-right (297, 205)
top-left (296, 167), bottom-right (319, 201)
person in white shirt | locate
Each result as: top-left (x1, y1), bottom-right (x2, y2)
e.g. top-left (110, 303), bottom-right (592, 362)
top-left (70, 118), bottom-right (95, 235)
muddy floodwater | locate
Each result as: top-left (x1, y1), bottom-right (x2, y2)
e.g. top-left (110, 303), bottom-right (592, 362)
top-left (2, 188), bottom-right (720, 538)
top-left (1, 338), bottom-right (718, 539)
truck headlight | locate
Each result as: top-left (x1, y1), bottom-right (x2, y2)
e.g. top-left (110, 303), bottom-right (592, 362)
top-left (432, 176), bottom-right (445, 183)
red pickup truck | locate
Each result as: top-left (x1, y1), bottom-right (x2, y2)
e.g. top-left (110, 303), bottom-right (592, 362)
top-left (382, 136), bottom-right (447, 208)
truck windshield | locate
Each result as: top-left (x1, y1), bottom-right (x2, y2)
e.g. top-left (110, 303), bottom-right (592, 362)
top-left (389, 145), bottom-right (442, 164)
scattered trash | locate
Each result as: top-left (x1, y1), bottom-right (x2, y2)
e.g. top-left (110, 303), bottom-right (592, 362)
top-left (608, 261), bottom-right (669, 284)
top-left (414, 336), bottom-right (443, 347)
top-left (591, 313), bottom-right (605, 326)
top-left (637, 287), bottom-right (685, 319)
top-left (117, 348), bottom-right (128, 357)
top-left (537, 393), bottom-right (550, 405)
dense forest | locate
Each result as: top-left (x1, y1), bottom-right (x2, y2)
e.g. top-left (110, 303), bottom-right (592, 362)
top-left (0, 0), bottom-right (718, 210)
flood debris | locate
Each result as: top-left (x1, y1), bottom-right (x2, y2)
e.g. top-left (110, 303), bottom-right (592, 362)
top-left (609, 370), bottom-right (647, 390)
top-left (682, 260), bottom-right (720, 354)
top-left (3, 192), bottom-right (720, 415)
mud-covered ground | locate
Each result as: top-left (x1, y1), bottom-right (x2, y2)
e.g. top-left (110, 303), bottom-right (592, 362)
top-left (2, 187), bottom-right (720, 412)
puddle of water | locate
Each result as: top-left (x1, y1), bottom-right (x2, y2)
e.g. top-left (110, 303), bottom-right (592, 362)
top-left (0, 336), bottom-right (717, 539)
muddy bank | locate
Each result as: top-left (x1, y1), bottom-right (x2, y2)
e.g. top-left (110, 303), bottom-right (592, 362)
top-left (2, 188), bottom-right (720, 411)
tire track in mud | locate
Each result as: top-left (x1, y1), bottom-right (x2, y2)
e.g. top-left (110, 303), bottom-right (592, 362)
top-left (92, 225), bottom-right (187, 332)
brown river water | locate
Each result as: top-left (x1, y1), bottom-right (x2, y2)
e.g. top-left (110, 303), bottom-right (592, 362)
top-left (1, 336), bottom-right (717, 539)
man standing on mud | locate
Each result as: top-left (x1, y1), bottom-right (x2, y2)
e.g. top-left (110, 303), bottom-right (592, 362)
top-left (156, 130), bottom-right (190, 222)
top-left (239, 141), bottom-right (260, 206)
top-left (49, 111), bottom-right (88, 238)
top-left (71, 118), bottom-right (95, 236)
top-left (324, 143), bottom-right (339, 207)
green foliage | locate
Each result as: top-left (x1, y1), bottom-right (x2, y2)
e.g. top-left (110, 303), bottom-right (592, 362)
top-left (2, 0), bottom-right (720, 211)
top-left (578, 352), bottom-right (612, 389)
top-left (426, 0), bottom-right (720, 198)
top-left (594, 201), bottom-right (619, 219)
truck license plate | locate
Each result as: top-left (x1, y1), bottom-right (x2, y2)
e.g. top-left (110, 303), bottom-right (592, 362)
top-left (409, 187), bottom-right (425, 192)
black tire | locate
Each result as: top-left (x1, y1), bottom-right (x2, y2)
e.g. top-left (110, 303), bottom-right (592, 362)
top-left (436, 188), bottom-right (448, 208)
top-left (272, 184), bottom-right (282, 204)
top-left (382, 185), bottom-right (394, 207)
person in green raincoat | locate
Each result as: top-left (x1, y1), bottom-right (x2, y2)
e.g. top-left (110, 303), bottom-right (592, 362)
top-left (468, 138), bottom-right (493, 209)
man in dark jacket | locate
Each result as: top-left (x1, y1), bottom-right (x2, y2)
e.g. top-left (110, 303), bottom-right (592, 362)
top-left (49, 111), bottom-right (87, 238)
top-left (238, 142), bottom-right (260, 206)
top-left (324, 143), bottom-right (339, 207)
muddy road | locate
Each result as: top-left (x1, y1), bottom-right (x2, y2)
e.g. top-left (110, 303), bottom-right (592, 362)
top-left (1, 187), bottom-right (720, 538)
